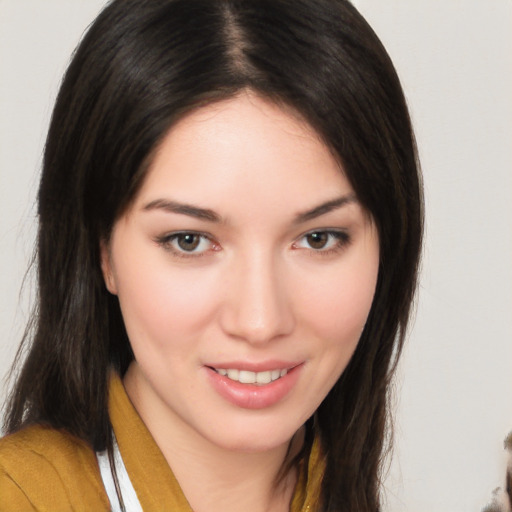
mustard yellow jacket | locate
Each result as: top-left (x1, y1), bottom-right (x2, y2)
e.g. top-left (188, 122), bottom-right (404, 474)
top-left (0, 374), bottom-right (323, 511)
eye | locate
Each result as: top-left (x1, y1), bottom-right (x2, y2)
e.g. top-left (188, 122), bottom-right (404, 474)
top-left (155, 232), bottom-right (216, 256)
top-left (174, 233), bottom-right (205, 252)
top-left (304, 232), bottom-right (330, 250)
top-left (293, 230), bottom-right (350, 252)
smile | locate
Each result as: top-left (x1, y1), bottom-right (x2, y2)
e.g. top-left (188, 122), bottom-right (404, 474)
top-left (206, 363), bottom-right (303, 409)
top-left (213, 368), bottom-right (289, 385)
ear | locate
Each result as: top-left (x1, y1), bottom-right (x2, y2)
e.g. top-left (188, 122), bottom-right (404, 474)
top-left (100, 239), bottom-right (118, 295)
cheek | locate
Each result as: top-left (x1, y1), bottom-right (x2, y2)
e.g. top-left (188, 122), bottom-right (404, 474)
top-left (298, 258), bottom-right (378, 347)
top-left (296, 257), bottom-right (379, 407)
top-left (114, 257), bottom-right (221, 348)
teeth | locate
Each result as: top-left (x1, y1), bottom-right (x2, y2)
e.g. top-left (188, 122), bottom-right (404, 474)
top-left (227, 369), bottom-right (239, 380)
top-left (256, 371), bottom-right (271, 384)
top-left (215, 368), bottom-right (289, 385)
top-left (239, 370), bottom-right (256, 384)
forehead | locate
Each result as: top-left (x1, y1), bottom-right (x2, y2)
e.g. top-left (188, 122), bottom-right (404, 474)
top-left (131, 93), bottom-right (352, 216)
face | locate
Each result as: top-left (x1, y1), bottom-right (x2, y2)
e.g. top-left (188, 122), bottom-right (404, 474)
top-left (101, 93), bottom-right (379, 454)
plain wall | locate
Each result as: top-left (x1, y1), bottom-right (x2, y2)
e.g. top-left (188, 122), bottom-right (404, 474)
top-left (1, 1), bottom-right (511, 511)
top-left (354, 2), bottom-right (512, 511)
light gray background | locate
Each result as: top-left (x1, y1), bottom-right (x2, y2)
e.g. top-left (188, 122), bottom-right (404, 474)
top-left (1, 1), bottom-right (511, 511)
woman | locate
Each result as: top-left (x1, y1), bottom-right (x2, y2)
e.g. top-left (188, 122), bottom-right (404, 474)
top-left (0, 0), bottom-right (422, 511)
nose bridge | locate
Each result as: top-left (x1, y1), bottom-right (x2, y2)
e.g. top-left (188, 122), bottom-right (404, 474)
top-left (220, 247), bottom-right (294, 343)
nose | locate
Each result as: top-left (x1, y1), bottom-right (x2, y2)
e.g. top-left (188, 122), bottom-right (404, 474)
top-left (219, 251), bottom-right (295, 344)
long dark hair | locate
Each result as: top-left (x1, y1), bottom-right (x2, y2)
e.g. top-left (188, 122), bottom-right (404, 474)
top-left (3, 0), bottom-right (423, 510)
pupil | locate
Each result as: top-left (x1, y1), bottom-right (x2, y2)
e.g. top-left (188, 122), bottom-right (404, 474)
top-left (178, 234), bottom-right (200, 251)
top-left (307, 232), bottom-right (328, 249)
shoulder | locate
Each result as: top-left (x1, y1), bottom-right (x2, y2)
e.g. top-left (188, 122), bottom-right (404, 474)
top-left (0, 424), bottom-right (110, 511)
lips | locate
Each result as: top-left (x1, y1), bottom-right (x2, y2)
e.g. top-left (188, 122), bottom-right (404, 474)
top-left (205, 362), bottom-right (303, 409)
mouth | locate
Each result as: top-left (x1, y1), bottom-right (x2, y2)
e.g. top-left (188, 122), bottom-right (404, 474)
top-left (205, 363), bottom-right (303, 409)
top-left (211, 368), bottom-right (289, 385)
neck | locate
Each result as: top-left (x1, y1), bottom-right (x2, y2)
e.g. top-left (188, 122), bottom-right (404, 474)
top-left (162, 432), bottom-right (298, 512)
top-left (124, 365), bottom-right (302, 512)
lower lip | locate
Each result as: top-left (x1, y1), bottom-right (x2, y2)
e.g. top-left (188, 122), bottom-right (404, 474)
top-left (205, 365), bottom-right (303, 410)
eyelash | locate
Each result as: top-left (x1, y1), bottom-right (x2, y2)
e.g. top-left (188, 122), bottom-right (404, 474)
top-left (292, 230), bottom-right (351, 256)
top-left (154, 229), bottom-right (351, 259)
top-left (154, 231), bottom-right (217, 259)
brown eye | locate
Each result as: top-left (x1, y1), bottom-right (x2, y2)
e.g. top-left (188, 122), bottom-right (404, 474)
top-left (156, 231), bottom-right (215, 257)
top-left (293, 230), bottom-right (350, 254)
top-left (176, 233), bottom-right (201, 251)
top-left (306, 232), bottom-right (329, 249)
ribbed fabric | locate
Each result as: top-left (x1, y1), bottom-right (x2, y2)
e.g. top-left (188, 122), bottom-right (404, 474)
top-left (0, 424), bottom-right (109, 511)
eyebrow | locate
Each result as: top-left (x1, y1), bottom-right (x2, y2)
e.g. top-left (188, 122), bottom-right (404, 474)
top-left (142, 194), bottom-right (357, 224)
top-left (293, 194), bottom-right (358, 224)
top-left (143, 199), bottom-right (221, 222)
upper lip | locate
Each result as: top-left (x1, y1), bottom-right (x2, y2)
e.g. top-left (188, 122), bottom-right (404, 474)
top-left (205, 360), bottom-right (303, 372)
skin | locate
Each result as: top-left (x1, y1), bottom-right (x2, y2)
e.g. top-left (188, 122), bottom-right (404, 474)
top-left (101, 92), bottom-right (380, 512)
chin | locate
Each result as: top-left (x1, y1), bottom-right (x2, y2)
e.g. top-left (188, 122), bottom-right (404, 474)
top-left (203, 419), bottom-right (304, 454)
